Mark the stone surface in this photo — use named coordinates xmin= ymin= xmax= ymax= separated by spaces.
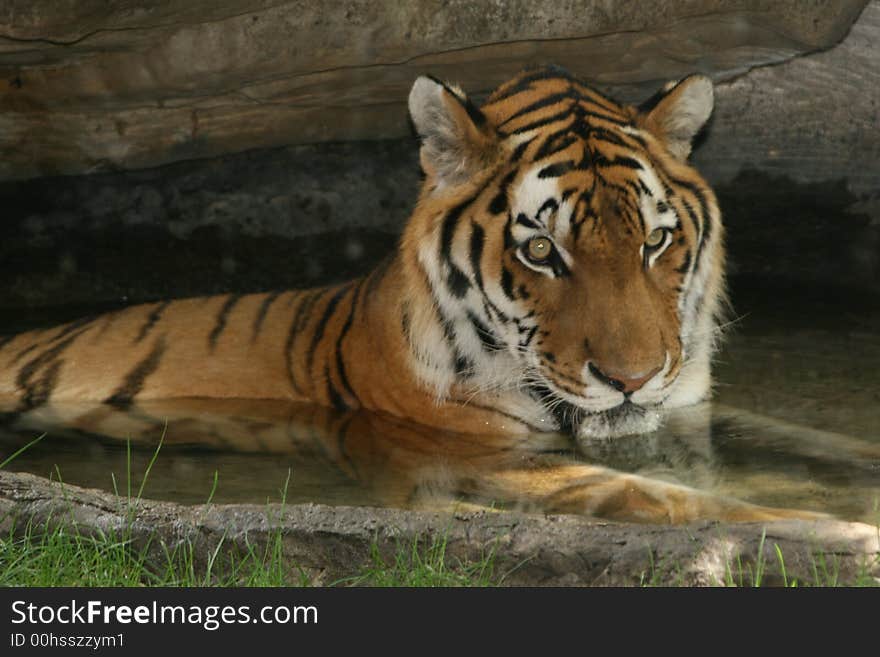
xmin=1 ymin=470 xmax=877 ymax=585
xmin=0 ymin=0 xmax=868 ymax=180
xmin=693 ymin=0 xmax=880 ymax=197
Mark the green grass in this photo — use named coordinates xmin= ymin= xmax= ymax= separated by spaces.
xmin=0 ymin=516 xmax=500 ymax=587
xmin=0 ymin=432 xmax=502 ymax=587
xmin=339 ymin=534 xmax=500 ymax=587
xmin=638 ymin=527 xmax=879 ymax=587
xmin=717 ymin=528 xmax=878 ymax=587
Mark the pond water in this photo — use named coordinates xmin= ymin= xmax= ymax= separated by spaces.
xmin=0 ymin=283 xmax=878 ymax=523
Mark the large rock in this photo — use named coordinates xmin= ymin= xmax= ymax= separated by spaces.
xmin=0 ymin=0 xmax=868 ymax=180
xmin=694 ymin=0 xmax=880 ymax=196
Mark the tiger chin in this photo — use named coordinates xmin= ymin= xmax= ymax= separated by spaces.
xmin=0 ymin=66 xmax=725 ymax=444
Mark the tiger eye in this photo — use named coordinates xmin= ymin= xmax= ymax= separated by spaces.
xmin=527 ymin=237 xmax=553 ymax=261
xmin=645 ymin=228 xmax=666 ymax=248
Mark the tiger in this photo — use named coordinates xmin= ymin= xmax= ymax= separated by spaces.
xmin=0 ymin=66 xmax=725 ymax=445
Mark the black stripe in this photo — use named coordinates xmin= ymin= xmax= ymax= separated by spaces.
xmin=515 ymin=212 xmax=538 ymax=229
xmin=401 ymin=302 xmax=412 ymax=343
xmin=285 ymin=289 xmax=325 ymax=395
xmin=682 ymin=195 xmax=711 ymax=276
xmin=588 ymin=127 xmax=635 ymax=149
xmin=134 ymin=301 xmax=171 ymax=344
xmin=503 ymin=212 xmax=516 ymax=250
xmin=536 ymin=198 xmax=559 ymax=223
xmin=637 ymin=85 xmax=668 ymax=113
xmin=325 ymin=366 xmax=348 ymax=411
xmin=459 ymin=97 xmax=488 ymax=128
xmin=49 ymin=315 xmax=96 ymax=344
xmin=505 ymin=108 xmax=574 ymax=136
xmin=537 ymin=161 xmax=575 ymax=179
xmin=574 ymin=104 xmax=631 ymax=127
xmin=594 ymin=155 xmax=643 ymax=171
xmin=682 ymin=182 xmax=713 ymax=273
xmin=519 ymin=325 xmax=539 ymax=348
xmin=440 ymin=198 xmax=470 ymax=257
xmin=499 ymin=91 xmax=576 ymax=127
xmin=535 ymin=130 xmax=578 ymax=159
xmin=20 ymin=360 xmax=63 ymax=410
xmin=655 ymin=164 xmax=712 ymax=262
xmin=572 ymin=81 xmax=626 ymax=114
xmin=306 ymin=284 xmax=353 ymax=379
xmin=489 ymin=170 xmax=518 ymax=215
xmin=678 ymin=198 xmax=702 ymax=250
xmin=510 ymin=137 xmax=534 ymax=162
xmin=334 ymin=415 xmax=362 ymax=480
xmin=675 ymin=251 xmax=693 ymax=274
xmin=447 ymin=267 xmax=471 ymax=298
xmin=104 ymin=336 xmax=167 ymax=408
xmin=440 ymin=186 xmax=490 ymax=298
xmin=95 ymin=311 xmax=121 ymax=339
xmin=11 ymin=343 xmax=37 ymax=365
xmin=500 ymin=266 xmax=516 ymax=301
xmin=208 ymin=293 xmax=243 ymax=351
xmin=454 ymin=352 xmax=474 ymax=376
xmin=466 ymin=310 xmax=503 ymax=353
xmin=485 ymin=65 xmax=574 ymax=104
xmin=251 ymin=291 xmax=283 ymax=343
xmin=12 ymin=317 xmax=95 ymax=372
xmin=15 ymin=328 xmax=90 ymax=398
xmin=431 ymin=297 xmax=474 ymax=379
xmin=483 ymin=296 xmax=510 ymax=325
xmin=427 ymin=75 xmax=489 ymax=129
xmin=550 ymin=252 xmax=570 ymax=278
xmin=332 ymin=278 xmax=367 ymax=409
xmin=469 ymin=221 xmax=486 ymax=292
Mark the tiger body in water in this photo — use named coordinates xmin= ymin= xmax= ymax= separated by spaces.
xmin=1 ymin=67 xmax=823 ymax=523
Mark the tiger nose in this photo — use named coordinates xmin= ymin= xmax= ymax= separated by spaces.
xmin=588 ymin=362 xmax=662 ymax=395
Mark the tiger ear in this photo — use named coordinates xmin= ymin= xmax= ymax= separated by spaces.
xmin=637 ymin=75 xmax=713 ymax=161
xmin=408 ymin=76 xmax=498 ymax=188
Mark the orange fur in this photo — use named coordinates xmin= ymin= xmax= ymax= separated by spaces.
xmin=0 ymin=67 xmax=726 ymax=440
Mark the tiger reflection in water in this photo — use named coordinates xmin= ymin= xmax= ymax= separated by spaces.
xmin=1 ymin=398 xmax=826 ymax=523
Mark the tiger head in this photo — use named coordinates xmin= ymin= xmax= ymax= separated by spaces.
xmin=401 ymin=67 xmax=725 ymax=439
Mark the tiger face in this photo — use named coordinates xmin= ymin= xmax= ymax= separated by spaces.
xmin=404 ymin=67 xmax=724 ymax=439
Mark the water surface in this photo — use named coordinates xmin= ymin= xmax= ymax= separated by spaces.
xmin=1 ymin=287 xmax=878 ymax=523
